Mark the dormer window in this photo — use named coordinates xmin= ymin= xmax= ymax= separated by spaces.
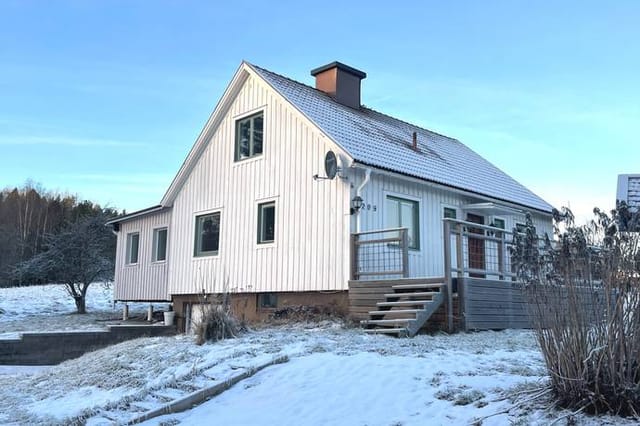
xmin=235 ymin=112 xmax=263 ymax=161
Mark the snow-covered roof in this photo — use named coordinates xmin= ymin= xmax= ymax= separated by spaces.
xmin=250 ymin=64 xmax=553 ymax=214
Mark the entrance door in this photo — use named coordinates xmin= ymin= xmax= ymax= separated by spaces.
xmin=466 ymin=213 xmax=485 ymax=278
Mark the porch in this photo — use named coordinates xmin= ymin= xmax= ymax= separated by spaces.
xmin=348 ymin=219 xmax=530 ymax=336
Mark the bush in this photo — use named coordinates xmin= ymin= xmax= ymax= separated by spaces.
xmin=513 ymin=205 xmax=640 ymax=416
xmin=194 ymin=304 xmax=240 ymax=345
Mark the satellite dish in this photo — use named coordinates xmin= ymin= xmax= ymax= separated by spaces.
xmin=324 ymin=151 xmax=339 ymax=180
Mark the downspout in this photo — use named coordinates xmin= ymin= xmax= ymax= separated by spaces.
xmin=355 ymin=168 xmax=372 ymax=233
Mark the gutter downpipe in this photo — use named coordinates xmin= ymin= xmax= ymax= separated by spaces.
xmin=355 ymin=168 xmax=372 ymax=233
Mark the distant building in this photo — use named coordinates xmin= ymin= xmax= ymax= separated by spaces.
xmin=617 ymin=174 xmax=640 ymax=211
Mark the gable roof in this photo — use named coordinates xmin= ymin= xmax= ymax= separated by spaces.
xmin=249 ymin=63 xmax=553 ymax=214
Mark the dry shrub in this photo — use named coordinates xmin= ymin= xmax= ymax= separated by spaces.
xmin=194 ymin=303 xmax=240 ymax=345
xmin=271 ymin=304 xmax=346 ymax=324
xmin=513 ymin=205 xmax=640 ymax=416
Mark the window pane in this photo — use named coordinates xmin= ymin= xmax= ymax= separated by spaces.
xmin=195 ymin=213 xmax=220 ymax=256
xmin=400 ymin=202 xmax=417 ymax=249
xmin=386 ymin=198 xmax=400 ymax=228
xmin=258 ymin=202 xmax=275 ymax=243
xmin=237 ymin=119 xmax=251 ymax=159
xmin=493 ymin=219 xmax=505 ymax=229
xmin=128 ymin=233 xmax=139 ymax=264
xmin=252 ymin=115 xmax=263 ymax=155
xmin=154 ymin=228 xmax=167 ymax=261
xmin=444 ymin=207 xmax=457 ymax=219
xmin=386 ymin=196 xmax=419 ymax=249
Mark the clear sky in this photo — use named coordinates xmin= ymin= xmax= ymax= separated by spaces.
xmin=1 ymin=1 xmax=638 ymax=223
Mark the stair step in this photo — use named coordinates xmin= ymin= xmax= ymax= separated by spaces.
xmin=385 ymin=291 xmax=439 ymax=298
xmin=377 ymin=300 xmax=431 ymax=307
xmin=361 ymin=318 xmax=414 ymax=325
xmin=392 ymin=283 xmax=444 ymax=290
xmin=364 ymin=328 xmax=408 ymax=335
xmin=368 ymin=309 xmax=422 ymax=315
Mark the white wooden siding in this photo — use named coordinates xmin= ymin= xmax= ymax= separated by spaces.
xmin=167 ymin=74 xmax=352 ymax=295
xmin=355 ymin=169 xmax=553 ymax=278
xmin=114 ymin=209 xmax=172 ymax=301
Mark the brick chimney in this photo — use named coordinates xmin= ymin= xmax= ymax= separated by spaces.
xmin=310 ymin=61 xmax=367 ymax=109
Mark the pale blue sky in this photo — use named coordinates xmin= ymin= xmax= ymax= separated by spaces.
xmin=1 ymin=1 xmax=638 ymax=222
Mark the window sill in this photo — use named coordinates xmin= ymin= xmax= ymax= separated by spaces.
xmin=256 ymin=242 xmax=276 ymax=250
xmin=192 ymin=253 xmax=219 ymax=260
xmin=151 ymin=260 xmax=167 ymax=266
xmin=233 ymin=155 xmax=263 ymax=167
xmin=125 ymin=263 xmax=139 ymax=267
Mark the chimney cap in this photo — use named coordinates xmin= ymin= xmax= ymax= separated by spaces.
xmin=310 ymin=61 xmax=367 ymax=79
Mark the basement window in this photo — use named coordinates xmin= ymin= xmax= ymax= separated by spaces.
xmin=235 ymin=112 xmax=264 ymax=161
xmin=257 ymin=201 xmax=276 ymax=244
xmin=126 ymin=232 xmax=139 ymax=265
xmin=194 ymin=212 xmax=221 ymax=257
xmin=258 ymin=293 xmax=277 ymax=309
xmin=152 ymin=227 xmax=168 ymax=262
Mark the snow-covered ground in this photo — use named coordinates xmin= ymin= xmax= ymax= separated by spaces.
xmin=0 ymin=283 xmax=168 ymax=338
xmin=0 ymin=284 xmax=635 ymax=425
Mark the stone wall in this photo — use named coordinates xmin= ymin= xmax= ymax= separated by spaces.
xmin=0 ymin=325 xmax=175 ymax=365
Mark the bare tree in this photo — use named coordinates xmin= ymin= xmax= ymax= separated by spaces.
xmin=16 ymin=213 xmax=115 ymax=313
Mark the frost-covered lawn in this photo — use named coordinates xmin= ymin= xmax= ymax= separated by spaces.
xmin=0 ymin=284 xmax=635 ymax=425
xmin=0 ymin=283 xmax=166 ymax=337
xmin=0 ymin=324 xmax=633 ymax=425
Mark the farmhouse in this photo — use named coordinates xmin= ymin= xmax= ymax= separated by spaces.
xmin=107 ymin=61 xmax=553 ymax=335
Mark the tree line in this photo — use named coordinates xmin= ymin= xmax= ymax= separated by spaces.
xmin=0 ymin=182 xmax=120 ymax=287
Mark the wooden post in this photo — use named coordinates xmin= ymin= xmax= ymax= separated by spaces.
xmin=401 ymin=228 xmax=410 ymax=278
xmin=455 ymin=223 xmax=464 ymax=280
xmin=498 ymin=232 xmax=506 ymax=280
xmin=350 ymin=233 xmax=359 ymax=281
xmin=443 ymin=220 xmax=453 ymax=333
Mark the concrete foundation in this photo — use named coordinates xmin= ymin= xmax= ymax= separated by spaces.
xmin=172 ymin=291 xmax=349 ymax=332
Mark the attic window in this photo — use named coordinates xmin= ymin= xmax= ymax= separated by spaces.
xmin=235 ymin=112 xmax=264 ymax=161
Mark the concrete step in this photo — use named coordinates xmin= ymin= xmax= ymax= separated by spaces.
xmin=385 ymin=291 xmax=439 ymax=299
xmin=377 ymin=300 xmax=431 ymax=307
xmin=392 ymin=283 xmax=444 ymax=290
xmin=368 ymin=309 xmax=422 ymax=316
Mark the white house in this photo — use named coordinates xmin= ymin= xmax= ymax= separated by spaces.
xmin=107 ymin=61 xmax=553 ymax=332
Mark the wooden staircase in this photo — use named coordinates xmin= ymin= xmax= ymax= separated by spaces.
xmin=359 ymin=281 xmax=446 ymax=337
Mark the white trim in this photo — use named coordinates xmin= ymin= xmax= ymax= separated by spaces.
xmin=193 ymin=209 xmax=223 ymax=259
xmin=151 ymin=226 xmax=169 ymax=263
xmin=256 ymin=197 xmax=278 ymax=248
xmin=383 ymin=190 xmax=421 ymax=251
xmin=125 ymin=231 xmax=140 ymax=266
xmin=233 ymin=107 xmax=267 ymax=164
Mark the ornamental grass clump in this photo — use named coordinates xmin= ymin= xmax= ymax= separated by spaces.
xmin=512 ymin=204 xmax=640 ymax=417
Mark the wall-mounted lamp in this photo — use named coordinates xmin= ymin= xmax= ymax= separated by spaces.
xmin=351 ymin=196 xmax=364 ymax=215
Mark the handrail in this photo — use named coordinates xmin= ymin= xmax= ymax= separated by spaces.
xmin=353 ymin=227 xmax=408 ymax=236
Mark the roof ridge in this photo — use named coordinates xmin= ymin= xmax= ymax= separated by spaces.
xmin=251 ymin=63 xmax=459 ymax=143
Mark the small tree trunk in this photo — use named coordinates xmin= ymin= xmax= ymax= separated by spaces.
xmin=74 ymin=295 xmax=86 ymax=314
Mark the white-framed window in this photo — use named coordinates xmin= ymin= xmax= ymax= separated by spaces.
xmin=235 ymin=111 xmax=264 ymax=161
xmin=386 ymin=195 xmax=420 ymax=250
xmin=125 ymin=232 xmax=139 ymax=265
xmin=194 ymin=212 xmax=221 ymax=257
xmin=443 ymin=207 xmax=457 ymax=219
xmin=152 ymin=227 xmax=168 ymax=262
xmin=257 ymin=201 xmax=276 ymax=244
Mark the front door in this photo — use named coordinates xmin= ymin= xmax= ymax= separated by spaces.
xmin=467 ymin=213 xmax=485 ymax=278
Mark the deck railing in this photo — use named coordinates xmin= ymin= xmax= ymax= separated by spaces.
xmin=350 ymin=227 xmax=409 ymax=280
xmin=443 ymin=218 xmax=520 ymax=282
